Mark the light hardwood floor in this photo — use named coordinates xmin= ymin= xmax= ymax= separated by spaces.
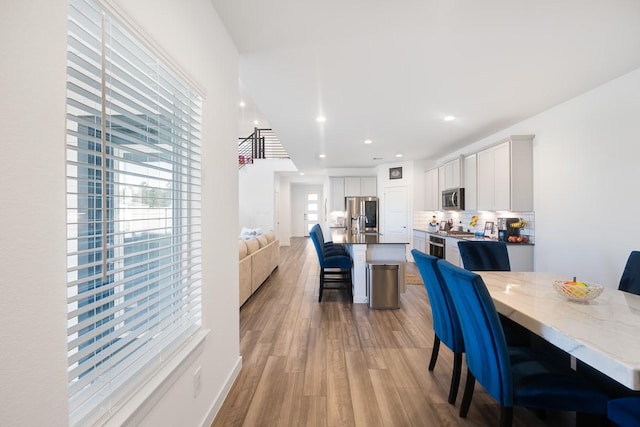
xmin=211 ymin=237 xmax=574 ymax=426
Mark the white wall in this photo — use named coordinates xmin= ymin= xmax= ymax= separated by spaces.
xmin=239 ymin=158 xmax=297 ymax=234
xmin=0 ymin=1 xmax=242 ymax=425
xmin=438 ymin=67 xmax=640 ymax=288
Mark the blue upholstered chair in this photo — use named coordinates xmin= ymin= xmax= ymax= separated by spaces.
xmin=619 ymin=251 xmax=640 ymax=295
xmin=309 ymin=225 xmax=353 ymax=302
xmin=314 ymin=224 xmax=348 ymax=256
xmin=457 ymin=240 xmax=511 ymax=271
xmin=437 ymin=259 xmax=609 ymax=426
xmin=608 ymin=397 xmax=640 ymax=427
xmin=412 ymin=249 xmax=464 ymax=404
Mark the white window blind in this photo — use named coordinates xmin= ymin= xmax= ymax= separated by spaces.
xmin=66 ymin=0 xmax=202 ymax=424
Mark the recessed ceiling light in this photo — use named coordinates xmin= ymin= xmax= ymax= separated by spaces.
xmin=316 ymin=116 xmax=326 ymax=123
xmin=319 ymin=154 xmax=326 ymax=158
xmin=444 ymin=115 xmax=455 ymax=121
xmin=364 ymin=139 xmax=372 ymax=144
xmin=300 ymin=172 xmax=305 ymax=176
xmin=395 ymin=153 xmax=403 ymax=158
xmin=239 ymin=101 xmax=246 ymax=108
xmin=253 ymin=120 xmax=259 ymax=125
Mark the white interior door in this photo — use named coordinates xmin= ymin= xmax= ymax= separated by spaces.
xmin=304 ymin=190 xmax=321 ymax=236
xmin=383 ymin=186 xmax=409 ymax=240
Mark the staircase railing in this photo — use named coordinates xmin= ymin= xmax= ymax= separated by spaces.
xmin=238 ymin=128 xmax=289 ymax=168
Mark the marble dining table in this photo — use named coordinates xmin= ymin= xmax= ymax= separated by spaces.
xmin=477 ymin=271 xmax=640 ymax=391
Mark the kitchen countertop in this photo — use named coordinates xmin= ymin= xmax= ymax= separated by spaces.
xmin=331 ymin=230 xmax=410 ymax=245
xmin=413 ymin=228 xmax=534 ymax=246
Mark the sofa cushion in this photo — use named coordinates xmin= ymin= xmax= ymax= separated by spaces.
xmin=264 ymin=231 xmax=276 ymax=243
xmin=239 ymin=239 xmax=248 ymax=260
xmin=257 ymin=234 xmax=269 ymax=248
xmin=245 ymin=238 xmax=260 ymax=254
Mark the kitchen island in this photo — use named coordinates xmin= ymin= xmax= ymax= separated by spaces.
xmin=331 ymin=230 xmax=409 ymax=304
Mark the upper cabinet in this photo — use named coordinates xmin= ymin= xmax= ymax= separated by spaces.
xmin=464 ymin=154 xmax=477 ymax=211
xmin=425 ymin=168 xmax=439 ymax=211
xmin=438 ymin=156 xmax=463 ymax=191
xmin=476 ymin=135 xmax=534 ymax=212
xmin=329 ymin=177 xmax=346 ymax=211
xmin=330 ymin=176 xmax=377 ymax=211
xmin=345 ymin=176 xmax=377 ymax=197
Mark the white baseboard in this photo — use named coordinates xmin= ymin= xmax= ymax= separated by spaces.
xmin=201 ymin=355 xmax=243 ymax=427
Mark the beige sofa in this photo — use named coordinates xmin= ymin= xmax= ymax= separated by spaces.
xmin=239 ymin=231 xmax=279 ymax=307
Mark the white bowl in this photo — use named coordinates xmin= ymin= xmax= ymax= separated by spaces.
xmin=552 ymin=280 xmax=604 ymax=302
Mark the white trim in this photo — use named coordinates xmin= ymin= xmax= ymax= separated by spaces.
xmin=94 ymin=0 xmax=207 ymax=98
xmin=201 ymin=356 xmax=243 ymax=427
xmin=103 ymin=328 xmax=210 ymax=427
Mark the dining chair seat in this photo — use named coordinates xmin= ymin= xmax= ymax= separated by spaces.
xmin=608 ymin=397 xmax=640 ymax=427
xmin=619 ymin=251 xmax=640 ymax=295
xmin=437 ymin=259 xmax=609 ymax=426
xmin=457 ymin=240 xmax=511 ymax=271
xmin=412 ymin=249 xmax=464 ymax=405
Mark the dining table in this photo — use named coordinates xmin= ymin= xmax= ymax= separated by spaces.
xmin=477 ymin=271 xmax=640 ymax=391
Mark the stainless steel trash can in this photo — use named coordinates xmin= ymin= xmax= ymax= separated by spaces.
xmin=367 ymin=262 xmax=400 ymax=309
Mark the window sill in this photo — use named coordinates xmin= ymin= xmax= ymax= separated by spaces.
xmin=103 ymin=328 xmax=210 ymax=427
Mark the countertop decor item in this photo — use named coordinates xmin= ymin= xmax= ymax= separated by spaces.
xmin=552 ymin=279 xmax=604 ymax=302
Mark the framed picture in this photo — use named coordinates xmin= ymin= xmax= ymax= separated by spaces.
xmin=484 ymin=221 xmax=494 ymax=237
xmin=439 ymin=220 xmax=447 ymax=231
xmin=389 ymin=167 xmax=403 ymax=180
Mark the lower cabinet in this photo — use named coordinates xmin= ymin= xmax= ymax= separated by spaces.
xmin=445 ymin=237 xmax=462 ymax=267
xmin=507 ymin=244 xmax=534 ymax=271
xmin=412 ymin=230 xmax=427 ymax=253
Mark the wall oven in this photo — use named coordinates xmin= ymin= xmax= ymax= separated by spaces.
xmin=429 ymin=235 xmax=445 ymax=259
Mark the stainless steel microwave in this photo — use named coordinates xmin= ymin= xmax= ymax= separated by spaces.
xmin=442 ymin=187 xmax=465 ymax=210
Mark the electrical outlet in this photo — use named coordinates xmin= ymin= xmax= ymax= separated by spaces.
xmin=193 ymin=366 xmax=202 ymax=398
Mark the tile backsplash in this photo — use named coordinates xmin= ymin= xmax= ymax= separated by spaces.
xmin=413 ymin=210 xmax=535 ymax=243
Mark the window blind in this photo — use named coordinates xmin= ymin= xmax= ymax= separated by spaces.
xmin=66 ymin=0 xmax=202 ymax=424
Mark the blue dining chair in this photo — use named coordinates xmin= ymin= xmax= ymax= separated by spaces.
xmin=437 ymin=259 xmax=609 ymax=426
xmin=313 ymin=224 xmax=348 ymax=256
xmin=619 ymin=251 xmax=640 ymax=295
xmin=309 ymin=225 xmax=353 ymax=302
xmin=608 ymin=397 xmax=640 ymax=427
xmin=457 ymin=240 xmax=511 ymax=271
xmin=412 ymin=249 xmax=464 ymax=405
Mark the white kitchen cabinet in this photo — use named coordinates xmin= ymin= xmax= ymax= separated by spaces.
xmin=344 ymin=176 xmax=377 ymax=197
xmin=445 ymin=237 xmax=462 ymax=267
xmin=476 ymin=135 xmax=534 ymax=212
xmin=425 ymin=168 xmax=439 ymax=211
xmin=413 ymin=229 xmax=427 ymax=253
xmin=439 ymin=157 xmax=463 ymax=191
xmin=464 ymin=154 xmax=477 ymax=211
xmin=360 ymin=177 xmax=377 ymax=196
xmin=507 ymin=244 xmax=534 ymax=271
xmin=329 ymin=177 xmax=345 ymax=211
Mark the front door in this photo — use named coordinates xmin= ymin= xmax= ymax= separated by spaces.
xmin=304 ymin=190 xmax=321 ymax=236
xmin=291 ymin=184 xmax=323 ymax=237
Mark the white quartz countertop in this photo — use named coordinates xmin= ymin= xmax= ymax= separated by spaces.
xmin=478 ymin=271 xmax=640 ymax=390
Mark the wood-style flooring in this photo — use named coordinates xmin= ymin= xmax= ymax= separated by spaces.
xmin=211 ymin=237 xmax=574 ymax=427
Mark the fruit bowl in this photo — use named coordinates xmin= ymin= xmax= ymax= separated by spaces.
xmin=552 ymin=280 xmax=604 ymax=302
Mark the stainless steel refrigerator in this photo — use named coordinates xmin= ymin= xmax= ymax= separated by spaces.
xmin=345 ymin=196 xmax=378 ymax=234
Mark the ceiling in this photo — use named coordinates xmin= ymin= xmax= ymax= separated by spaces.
xmin=212 ymin=0 xmax=640 ymax=173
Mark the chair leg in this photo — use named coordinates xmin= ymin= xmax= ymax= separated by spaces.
xmin=499 ymin=406 xmax=513 ymax=427
xmin=428 ymin=336 xmax=440 ymax=371
xmin=448 ymin=352 xmax=463 ymax=405
xmin=318 ymin=270 xmax=324 ymax=302
xmin=459 ymin=369 xmax=475 ymax=418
